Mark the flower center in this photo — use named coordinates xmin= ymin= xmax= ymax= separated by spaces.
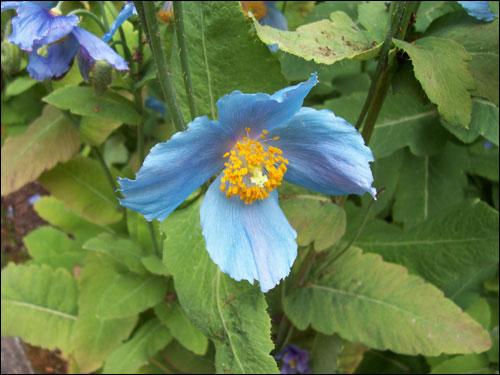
xmin=220 ymin=128 xmax=288 ymax=204
xmin=158 ymin=1 xmax=173 ymax=24
xmin=36 ymin=35 xmax=70 ymax=57
xmin=241 ymin=1 xmax=268 ymax=20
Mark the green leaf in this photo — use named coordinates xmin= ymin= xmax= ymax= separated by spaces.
xmin=155 ymin=301 xmax=209 ymax=355
xmin=466 ymin=298 xmax=491 ymax=330
xmin=442 ymin=98 xmax=499 ymax=146
xmin=24 ymin=226 xmax=85 ymax=272
xmin=83 ymin=233 xmax=147 ymax=275
xmin=466 ymin=141 xmax=499 ymax=182
xmin=355 ymin=199 xmax=499 ymax=307
xmin=254 ymin=11 xmax=383 ymax=65
xmin=415 ymin=1 xmax=461 ymax=32
xmin=1 ymin=105 xmax=80 ymax=196
xmin=39 ymin=155 xmax=123 ymax=225
xmin=127 ymin=210 xmax=161 ymax=255
xmin=393 ymin=37 xmax=476 ymax=128
xmin=338 ymin=342 xmax=369 ymax=374
xmin=310 ymin=333 xmax=343 ymax=374
xmin=1 ymin=263 xmax=77 ymax=352
xmin=280 ymin=195 xmax=346 ymax=251
xmin=103 ymin=318 xmax=172 ymax=374
xmin=1 ymin=85 xmax=45 ymax=128
xmin=430 ymin=354 xmax=490 ymax=374
xmin=71 ymin=255 xmax=137 ymax=373
xmin=357 ymin=2 xmax=388 ymax=42
xmin=34 ymin=196 xmax=114 ymax=246
xmin=103 ymin=134 xmax=129 ymax=165
xmin=323 ymin=93 xmax=448 ymax=158
xmin=161 ymin=200 xmax=279 ymax=374
xmin=5 ymin=76 xmax=38 ymax=97
xmin=171 ymin=1 xmax=287 ymax=120
xmin=305 ymin=1 xmax=358 ymax=22
xmin=141 ymin=255 xmax=170 ymax=276
xmin=281 ymin=1 xmax=316 ymax=30
xmin=393 ymin=143 xmax=469 ymax=228
xmin=79 ymin=116 xmax=123 ymax=146
xmin=43 ymin=86 xmax=141 ymax=125
xmin=96 ymin=273 xmax=167 ymax=320
xmin=285 ymin=247 xmax=491 ymax=355
xmin=427 ymin=13 xmax=499 ymax=106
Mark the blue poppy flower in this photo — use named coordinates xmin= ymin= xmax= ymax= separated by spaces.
xmin=275 ymin=344 xmax=311 ymax=374
xmin=118 ymin=73 xmax=376 ymax=292
xmin=102 ymin=1 xmax=137 ymax=43
xmin=2 ymin=1 xmax=128 ymax=81
xmin=457 ymin=1 xmax=497 ymax=21
xmin=242 ymin=1 xmax=288 ymax=52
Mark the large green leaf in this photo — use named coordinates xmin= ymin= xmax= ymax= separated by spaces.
xmin=323 ymin=93 xmax=448 ymax=158
xmin=429 ymin=354 xmax=490 ymax=374
xmin=415 ymin=1 xmax=461 ymax=32
xmin=280 ymin=195 xmax=346 ymax=251
xmin=39 ymin=155 xmax=123 ymax=225
xmin=155 ymin=301 xmax=209 ymax=355
xmin=441 ymin=98 xmax=499 ymax=146
xmin=103 ymin=318 xmax=172 ymax=374
xmin=43 ymin=86 xmax=141 ymax=124
xmin=1 ymin=263 xmax=77 ymax=352
xmin=1 ymin=105 xmax=80 ymax=196
xmin=393 ymin=37 xmax=475 ymax=128
xmin=254 ymin=11 xmax=383 ymax=65
xmin=466 ymin=140 xmax=499 ymax=182
xmin=285 ymin=247 xmax=491 ymax=355
xmin=24 ymin=226 xmax=85 ymax=272
xmin=5 ymin=76 xmax=38 ymax=97
xmin=79 ymin=116 xmax=123 ymax=146
xmin=83 ymin=233 xmax=146 ymax=275
xmin=393 ymin=143 xmax=469 ymax=228
xmin=71 ymin=255 xmax=137 ymax=373
xmin=357 ymin=2 xmax=388 ymax=42
xmin=171 ymin=1 xmax=287 ymax=120
xmin=161 ymin=200 xmax=279 ymax=374
xmin=427 ymin=13 xmax=499 ymax=106
xmin=34 ymin=196 xmax=114 ymax=246
xmin=355 ymin=199 xmax=499 ymax=308
xmin=310 ymin=333 xmax=343 ymax=374
xmin=95 ymin=273 xmax=167 ymax=320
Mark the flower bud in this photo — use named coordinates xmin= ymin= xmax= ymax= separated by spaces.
xmin=92 ymin=60 xmax=113 ymax=96
xmin=1 ymin=42 xmax=21 ymax=76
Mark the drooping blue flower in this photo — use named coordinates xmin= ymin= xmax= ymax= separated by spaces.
xmin=102 ymin=1 xmax=137 ymax=43
xmin=2 ymin=1 xmax=128 ymax=81
xmin=457 ymin=1 xmax=497 ymax=21
xmin=118 ymin=73 xmax=376 ymax=292
xmin=275 ymin=345 xmax=311 ymax=374
xmin=241 ymin=1 xmax=288 ymax=52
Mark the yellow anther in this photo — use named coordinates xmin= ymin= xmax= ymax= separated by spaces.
xmin=220 ymin=184 xmax=226 ymax=192
xmin=260 ymin=134 xmax=265 ymax=139
xmin=223 ymin=152 xmax=229 ymax=158
xmin=273 ymin=136 xmax=280 ymax=140
xmin=241 ymin=1 xmax=267 ymax=19
xmin=262 ymin=129 xmax=268 ymax=134
xmin=245 ymin=127 xmax=251 ymax=132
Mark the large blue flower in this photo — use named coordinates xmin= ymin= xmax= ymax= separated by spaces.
xmin=2 ymin=1 xmax=128 ymax=81
xmin=457 ymin=1 xmax=497 ymax=21
xmin=118 ymin=74 xmax=376 ymax=292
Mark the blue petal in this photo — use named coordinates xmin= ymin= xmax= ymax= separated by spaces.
xmin=145 ymin=96 xmax=166 ymax=116
xmin=1 ymin=2 xmax=23 ymax=11
xmin=102 ymin=2 xmax=137 ymax=43
xmin=216 ymin=73 xmax=318 ymax=141
xmin=32 ymin=2 xmax=58 ymax=9
xmin=458 ymin=1 xmax=497 ymax=21
xmin=200 ymin=175 xmax=297 ymax=292
xmin=266 ymin=107 xmax=376 ymax=197
xmin=118 ymin=117 xmax=232 ymax=221
xmin=76 ymin=47 xmax=94 ymax=81
xmin=26 ymin=36 xmax=79 ymax=81
xmin=71 ymin=27 xmax=129 ymax=71
xmin=9 ymin=2 xmax=78 ymax=51
xmin=261 ymin=2 xmax=288 ymax=30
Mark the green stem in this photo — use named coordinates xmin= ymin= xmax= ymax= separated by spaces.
xmin=137 ymin=1 xmax=186 ymax=132
xmin=173 ymin=1 xmax=197 ymax=120
xmin=97 ymin=1 xmax=110 ymax=30
xmin=68 ymin=10 xmax=107 ymax=34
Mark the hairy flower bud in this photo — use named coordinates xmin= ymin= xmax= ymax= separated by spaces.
xmin=1 ymin=42 xmax=21 ymax=75
xmin=92 ymin=60 xmax=113 ymax=96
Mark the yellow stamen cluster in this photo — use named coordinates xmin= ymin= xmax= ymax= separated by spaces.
xmin=241 ymin=1 xmax=268 ymax=20
xmin=158 ymin=2 xmax=174 ymax=24
xmin=221 ymin=129 xmax=288 ymax=204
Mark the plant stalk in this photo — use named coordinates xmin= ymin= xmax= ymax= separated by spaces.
xmin=136 ymin=1 xmax=186 ymax=132
xmin=173 ymin=1 xmax=197 ymax=120
xmin=68 ymin=10 xmax=107 ymax=33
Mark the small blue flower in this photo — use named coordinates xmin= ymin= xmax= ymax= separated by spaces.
xmin=458 ymin=1 xmax=497 ymax=21
xmin=242 ymin=1 xmax=288 ymax=52
xmin=275 ymin=345 xmax=311 ymax=374
xmin=2 ymin=1 xmax=128 ymax=81
xmin=102 ymin=1 xmax=137 ymax=43
xmin=118 ymin=73 xmax=375 ymax=292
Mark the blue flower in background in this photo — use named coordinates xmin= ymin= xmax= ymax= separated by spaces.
xmin=242 ymin=1 xmax=288 ymax=52
xmin=1 ymin=1 xmax=128 ymax=81
xmin=118 ymin=73 xmax=375 ymax=292
xmin=102 ymin=1 xmax=137 ymax=43
xmin=457 ymin=1 xmax=497 ymax=21
xmin=275 ymin=345 xmax=311 ymax=374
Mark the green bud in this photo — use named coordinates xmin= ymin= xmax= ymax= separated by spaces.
xmin=92 ymin=60 xmax=113 ymax=96
xmin=1 ymin=42 xmax=21 ymax=75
